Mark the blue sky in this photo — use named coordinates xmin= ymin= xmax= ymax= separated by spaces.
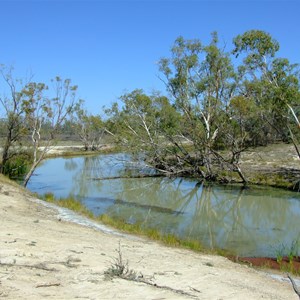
xmin=0 ymin=0 xmax=299 ymax=114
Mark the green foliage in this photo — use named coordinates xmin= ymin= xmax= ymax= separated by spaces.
xmin=105 ymin=89 xmax=181 ymax=166
xmin=233 ymin=29 xmax=280 ymax=66
xmin=154 ymin=96 xmax=181 ymax=135
xmin=98 ymin=214 xmax=206 ymax=253
xmin=2 ymin=152 xmax=32 ymax=179
xmin=274 ymin=240 xmax=300 ymax=275
xmin=288 ymin=240 xmax=299 ymax=263
xmin=233 ymin=30 xmax=300 ymax=143
xmin=41 ymin=193 xmax=94 ymax=218
xmin=0 ymin=66 xmax=81 ymax=186
xmin=107 ymin=33 xmax=247 ymax=180
xmin=104 ymin=30 xmax=300 ymax=183
xmin=73 ymin=103 xmax=105 ymax=151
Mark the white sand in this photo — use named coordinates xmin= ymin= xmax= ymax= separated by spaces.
xmin=0 ymin=180 xmax=297 ymax=299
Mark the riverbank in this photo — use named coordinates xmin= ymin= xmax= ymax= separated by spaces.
xmin=45 ymin=142 xmax=300 ymax=190
xmin=239 ymin=143 xmax=300 ymax=189
xmin=0 ymin=175 xmax=298 ymax=299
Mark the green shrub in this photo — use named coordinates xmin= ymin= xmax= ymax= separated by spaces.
xmin=3 ymin=152 xmax=32 ymax=179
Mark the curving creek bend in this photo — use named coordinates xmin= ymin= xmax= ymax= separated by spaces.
xmin=27 ymin=153 xmax=300 ymax=258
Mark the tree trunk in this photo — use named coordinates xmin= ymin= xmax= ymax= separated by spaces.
xmin=23 ymin=163 xmax=37 ymax=187
xmin=0 ymin=138 xmax=12 ymax=174
xmin=234 ymin=164 xmax=247 ymax=185
xmin=23 ymin=154 xmax=45 ymax=187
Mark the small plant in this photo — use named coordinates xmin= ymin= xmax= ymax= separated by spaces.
xmin=277 ymin=254 xmax=283 ymax=264
xmin=104 ymin=242 xmax=140 ymax=281
xmin=273 ymin=240 xmax=300 ymax=274
xmin=288 ymin=240 xmax=299 ymax=263
xmin=275 ymin=243 xmax=285 ymax=264
xmin=103 ymin=243 xmax=197 ymax=298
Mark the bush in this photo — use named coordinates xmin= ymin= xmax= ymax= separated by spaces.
xmin=2 ymin=152 xmax=32 ymax=179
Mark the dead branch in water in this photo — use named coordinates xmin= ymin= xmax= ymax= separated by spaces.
xmin=91 ymin=174 xmax=165 ymax=180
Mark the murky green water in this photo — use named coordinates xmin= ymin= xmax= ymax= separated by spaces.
xmin=27 ymin=153 xmax=300 ymax=257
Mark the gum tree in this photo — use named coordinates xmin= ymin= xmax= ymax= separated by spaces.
xmin=74 ymin=103 xmax=106 ymax=151
xmin=159 ymin=33 xmax=244 ymax=180
xmin=106 ymin=90 xmax=164 ymax=160
xmin=0 ymin=66 xmax=29 ymax=175
xmin=233 ymin=30 xmax=300 ymax=144
xmin=22 ymin=77 xmax=79 ymax=186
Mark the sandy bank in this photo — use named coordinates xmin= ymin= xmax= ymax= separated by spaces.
xmin=0 ymin=179 xmax=297 ymax=299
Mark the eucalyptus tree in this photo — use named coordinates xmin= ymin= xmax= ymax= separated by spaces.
xmin=233 ymin=30 xmax=300 ymax=144
xmin=107 ymin=34 xmax=252 ymax=182
xmin=0 ymin=66 xmax=29 ymax=175
xmin=106 ymin=31 xmax=300 ymax=183
xmin=105 ymin=89 xmax=176 ymax=172
xmin=74 ymin=103 xmax=106 ymax=151
xmin=158 ymin=33 xmax=246 ymax=180
xmin=105 ymin=89 xmax=157 ymax=151
xmin=22 ymin=77 xmax=79 ymax=186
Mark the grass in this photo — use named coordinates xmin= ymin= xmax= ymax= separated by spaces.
xmin=98 ymin=214 xmax=233 ymax=256
xmin=99 ymin=214 xmax=208 ymax=253
xmin=248 ymin=173 xmax=294 ymax=189
xmin=41 ymin=192 xmax=94 ymax=219
xmin=40 ymin=192 xmax=232 ymax=256
xmin=277 ymin=260 xmax=300 ymax=276
xmin=274 ymin=240 xmax=300 ymax=275
xmin=275 ymin=240 xmax=299 ymax=262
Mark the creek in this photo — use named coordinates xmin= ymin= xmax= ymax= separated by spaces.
xmin=27 ymin=153 xmax=300 ymax=257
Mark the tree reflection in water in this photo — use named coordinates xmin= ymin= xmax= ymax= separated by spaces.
xmin=28 ymin=153 xmax=300 ymax=257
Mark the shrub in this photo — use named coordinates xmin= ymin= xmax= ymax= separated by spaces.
xmin=2 ymin=152 xmax=32 ymax=179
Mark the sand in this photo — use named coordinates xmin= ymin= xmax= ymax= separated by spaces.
xmin=0 ymin=179 xmax=297 ymax=299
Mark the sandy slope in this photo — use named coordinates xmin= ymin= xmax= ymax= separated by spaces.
xmin=0 ymin=180 xmax=297 ymax=299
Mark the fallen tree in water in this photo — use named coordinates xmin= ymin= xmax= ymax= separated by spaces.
xmin=90 ymin=173 xmax=165 ymax=180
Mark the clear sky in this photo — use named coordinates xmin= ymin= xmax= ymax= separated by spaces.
xmin=0 ymin=0 xmax=299 ymax=114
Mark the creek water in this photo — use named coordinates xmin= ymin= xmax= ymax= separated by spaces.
xmin=27 ymin=153 xmax=300 ymax=257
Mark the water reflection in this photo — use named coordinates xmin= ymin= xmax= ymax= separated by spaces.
xmin=27 ymin=153 xmax=300 ymax=257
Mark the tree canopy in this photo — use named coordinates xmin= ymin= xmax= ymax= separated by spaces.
xmin=105 ymin=30 xmax=300 ymax=183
